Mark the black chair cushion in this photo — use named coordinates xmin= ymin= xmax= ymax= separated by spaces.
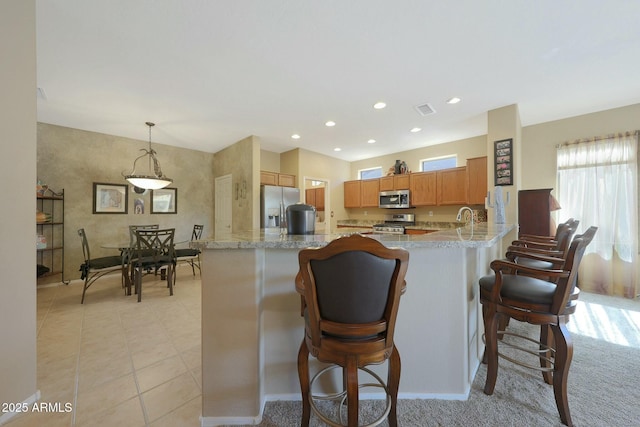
xmin=79 ymin=255 xmax=122 ymax=279
xmin=134 ymin=255 xmax=174 ymax=268
xmin=479 ymin=273 xmax=557 ymax=305
xmin=310 ymin=251 xmax=395 ymax=324
xmin=175 ymin=248 xmax=200 ymax=257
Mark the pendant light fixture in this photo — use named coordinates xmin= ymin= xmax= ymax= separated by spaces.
xmin=123 ymin=122 xmax=173 ymax=190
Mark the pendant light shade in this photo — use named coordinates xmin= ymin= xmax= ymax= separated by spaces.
xmin=123 ymin=122 xmax=173 ymax=190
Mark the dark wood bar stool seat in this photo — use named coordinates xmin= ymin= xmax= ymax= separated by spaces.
xmin=478 ymin=226 xmax=597 ymax=426
xmin=296 ymin=234 xmax=409 ymax=427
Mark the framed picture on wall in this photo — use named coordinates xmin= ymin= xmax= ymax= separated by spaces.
xmin=93 ymin=183 xmax=128 ymax=214
xmin=151 ymin=187 xmax=177 ymax=214
xmin=494 ymin=138 xmax=513 ymax=186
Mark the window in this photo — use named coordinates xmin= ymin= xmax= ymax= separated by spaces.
xmin=420 ymin=156 xmax=456 ymax=172
xmin=556 ymin=132 xmax=638 ymax=298
xmin=359 ymin=167 xmax=383 ymax=180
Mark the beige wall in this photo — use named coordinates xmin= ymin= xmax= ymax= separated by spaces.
xmin=260 ymin=150 xmax=280 ymax=172
xmin=297 ymin=148 xmax=352 ymax=229
xmin=213 ymin=135 xmax=260 ymax=232
xmin=37 ymin=123 xmax=215 ymax=281
xmin=350 ymin=134 xmax=487 ymax=179
xmin=0 ymin=0 xmax=37 ymax=414
xmin=521 ymin=103 xmax=640 ymax=191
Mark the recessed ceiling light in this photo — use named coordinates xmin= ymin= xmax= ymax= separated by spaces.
xmin=447 ymin=97 xmax=461 ymax=104
xmin=367 ymin=139 xmax=376 ymax=144
xmin=325 ymin=121 xmax=336 ymax=127
xmin=410 ymin=127 xmax=422 ymax=133
xmin=333 ymin=148 xmax=342 ymax=152
xmin=373 ymin=102 xmax=386 ymax=109
xmin=291 ymin=134 xmax=301 ymax=139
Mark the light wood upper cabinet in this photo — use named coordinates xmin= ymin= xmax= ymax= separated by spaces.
xmin=305 ymin=187 xmax=325 ymax=211
xmin=344 ymin=180 xmax=361 ymax=208
xmin=305 ymin=188 xmax=316 ymax=207
xmin=260 ymin=171 xmax=278 ymax=186
xmin=379 ymin=176 xmax=394 ymax=191
xmin=260 ymin=171 xmax=296 ymax=187
xmin=361 ymin=179 xmax=380 ymax=207
xmin=278 ymin=173 xmax=296 ymax=187
xmin=410 ymin=172 xmax=437 ymax=206
xmin=437 ymin=167 xmax=468 ymax=205
xmin=380 ymin=175 xmax=410 ymax=191
xmin=467 ymin=156 xmax=488 ymax=205
xmin=315 ymin=187 xmax=325 ymax=211
xmin=394 ymin=174 xmax=410 ymax=190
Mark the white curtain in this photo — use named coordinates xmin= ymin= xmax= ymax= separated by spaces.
xmin=556 ymin=131 xmax=639 ymax=298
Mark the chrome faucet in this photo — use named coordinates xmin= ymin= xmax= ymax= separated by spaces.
xmin=456 ymin=206 xmax=473 ymax=223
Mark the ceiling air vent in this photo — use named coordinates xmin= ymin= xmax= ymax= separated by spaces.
xmin=414 ymin=102 xmax=436 ymax=116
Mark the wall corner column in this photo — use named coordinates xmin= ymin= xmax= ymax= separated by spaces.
xmin=487 ymin=104 xmax=522 ymax=228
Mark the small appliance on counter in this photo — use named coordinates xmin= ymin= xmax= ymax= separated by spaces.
xmin=286 ymin=203 xmax=316 ymax=235
xmin=372 ymin=213 xmax=415 ymax=234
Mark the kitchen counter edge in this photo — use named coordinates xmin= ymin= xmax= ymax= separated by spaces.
xmin=192 ymin=223 xmax=516 ymax=250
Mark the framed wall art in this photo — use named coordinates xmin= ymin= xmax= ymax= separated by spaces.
xmin=151 ymin=187 xmax=177 ymax=214
xmin=93 ymin=183 xmax=128 ymax=214
xmin=494 ymin=138 xmax=513 ymax=186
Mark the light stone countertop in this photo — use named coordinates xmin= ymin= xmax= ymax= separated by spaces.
xmin=192 ymin=222 xmax=516 ymax=250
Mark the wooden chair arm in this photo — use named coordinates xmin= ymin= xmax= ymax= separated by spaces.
xmin=506 ymin=245 xmax=564 ymax=258
xmin=504 ymin=249 xmax=566 ymax=266
xmin=490 ymin=258 xmax=568 ymax=278
xmin=517 ymin=233 xmax=557 ymax=242
xmin=511 ymin=239 xmax=558 ymax=249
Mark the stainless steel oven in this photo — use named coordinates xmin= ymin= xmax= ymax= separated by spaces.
xmin=372 ymin=213 xmax=415 ymax=234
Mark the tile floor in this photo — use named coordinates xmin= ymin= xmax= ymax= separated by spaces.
xmin=6 ymin=267 xmax=203 ymax=427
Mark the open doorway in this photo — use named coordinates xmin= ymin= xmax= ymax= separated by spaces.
xmin=303 ymin=177 xmax=329 ymax=232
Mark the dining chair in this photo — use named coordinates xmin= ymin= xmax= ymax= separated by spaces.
xmin=478 ymin=226 xmax=597 ymax=426
xmin=78 ymin=228 xmax=125 ymax=304
xmin=296 ymin=234 xmax=410 ymax=427
xmin=131 ymin=228 xmax=176 ymax=302
xmin=175 ymin=224 xmax=204 ymax=276
xmin=122 ymin=224 xmax=160 ymax=291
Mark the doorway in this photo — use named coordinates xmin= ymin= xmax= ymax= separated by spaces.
xmin=303 ymin=177 xmax=329 ymax=232
xmin=215 ymin=174 xmax=232 ymax=235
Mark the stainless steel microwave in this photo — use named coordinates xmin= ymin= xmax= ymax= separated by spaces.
xmin=379 ymin=190 xmax=411 ymax=209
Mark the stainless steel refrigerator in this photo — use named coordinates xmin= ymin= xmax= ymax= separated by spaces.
xmin=260 ymin=185 xmax=301 ymax=230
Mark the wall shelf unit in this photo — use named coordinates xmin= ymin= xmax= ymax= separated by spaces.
xmin=37 ymin=190 xmax=67 ymax=284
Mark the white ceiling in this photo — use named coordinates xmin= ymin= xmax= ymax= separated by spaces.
xmin=36 ymin=0 xmax=640 ymax=162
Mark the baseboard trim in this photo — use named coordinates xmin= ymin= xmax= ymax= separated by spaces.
xmin=0 ymin=390 xmax=41 ymax=426
xmin=200 ymin=414 xmax=262 ymax=427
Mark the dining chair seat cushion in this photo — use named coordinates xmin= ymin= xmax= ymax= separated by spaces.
xmin=79 ymin=255 xmax=123 ymax=279
xmin=175 ymin=248 xmax=200 ymax=257
xmin=479 ymin=274 xmax=557 ymax=305
xmin=135 ymin=255 xmax=174 ymax=267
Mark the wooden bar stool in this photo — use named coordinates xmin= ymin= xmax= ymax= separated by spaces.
xmin=296 ymin=234 xmax=409 ymax=427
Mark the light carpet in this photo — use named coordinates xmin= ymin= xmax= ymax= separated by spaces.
xmin=238 ymin=292 xmax=640 ymax=426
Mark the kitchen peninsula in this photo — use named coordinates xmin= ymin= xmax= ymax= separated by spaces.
xmin=194 ymin=223 xmax=515 ymax=426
